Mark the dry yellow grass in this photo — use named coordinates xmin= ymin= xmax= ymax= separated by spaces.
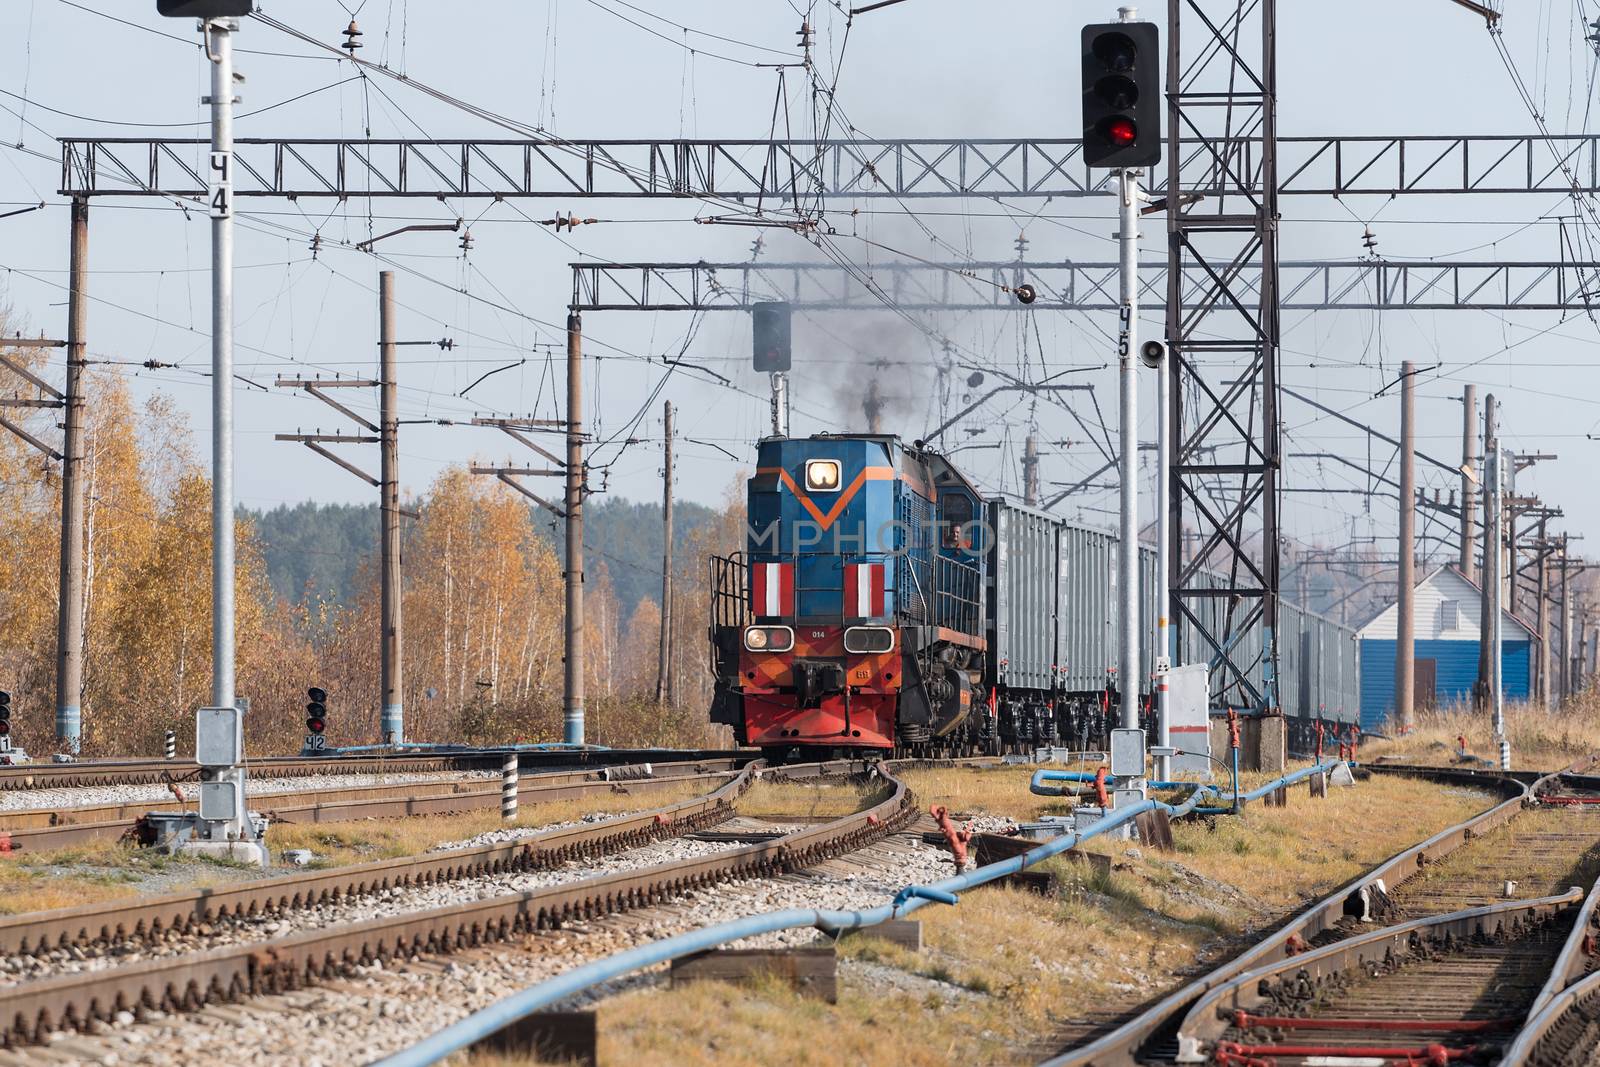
xmin=554 ymin=765 xmax=1494 ymax=1066
xmin=0 ymin=860 xmax=144 ymax=914
xmin=268 ymin=778 xmax=715 ymax=868
xmin=735 ymin=777 xmax=888 ymax=819
xmin=1359 ymin=692 xmax=1600 ymax=771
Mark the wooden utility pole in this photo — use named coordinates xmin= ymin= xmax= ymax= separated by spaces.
xmin=0 ymin=203 xmax=91 ymax=752
xmin=0 ymin=325 xmax=74 ymax=751
xmin=1395 ymin=360 xmax=1416 ymax=732
xmin=1475 ymin=394 xmax=1497 ymax=711
xmin=57 ymin=199 xmax=88 ymax=752
xmin=1537 ymin=515 xmax=1550 ymax=707
xmin=275 ymin=271 xmax=418 ymax=745
xmin=1560 ymin=538 xmax=1572 ymax=704
xmin=1460 ymin=384 xmax=1478 ymax=582
xmin=379 ymin=272 xmax=403 ymax=744
xmin=655 ymin=400 xmax=674 ymax=706
xmin=564 ymin=313 xmax=586 ymax=745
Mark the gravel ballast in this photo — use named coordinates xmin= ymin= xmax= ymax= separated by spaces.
xmin=34 ymin=833 xmax=954 ymax=1066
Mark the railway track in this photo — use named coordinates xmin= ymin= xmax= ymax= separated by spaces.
xmin=0 ymin=758 xmax=742 ymax=852
xmin=0 ymin=747 xmax=747 ymax=792
xmin=1046 ymin=759 xmax=1600 ymax=1066
xmin=0 ymin=757 xmax=913 ymax=1048
xmin=1176 ymin=891 xmax=1584 ymax=1064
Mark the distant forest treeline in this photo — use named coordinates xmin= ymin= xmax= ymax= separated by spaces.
xmin=246 ymin=496 xmax=722 ymax=625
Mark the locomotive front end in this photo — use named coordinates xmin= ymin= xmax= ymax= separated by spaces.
xmin=734 ymin=440 xmax=905 ymax=753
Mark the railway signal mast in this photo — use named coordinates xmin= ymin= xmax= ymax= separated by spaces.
xmin=148 ymin=0 xmax=267 ymax=864
xmin=1083 ymin=11 xmax=1161 ymax=803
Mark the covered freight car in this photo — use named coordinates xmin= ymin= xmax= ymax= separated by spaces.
xmin=709 ymin=431 xmax=1360 ymax=758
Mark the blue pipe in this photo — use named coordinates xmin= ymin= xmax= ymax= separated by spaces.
xmin=1030 ymin=769 xmax=1193 ymax=794
xmin=377 ymin=760 xmax=1345 ymax=1067
xmin=1231 ymin=741 xmax=1241 ymax=812
xmin=374 ymin=784 xmax=1216 ymax=1067
xmin=1193 ymin=760 xmax=1347 ymax=814
xmin=1031 ymin=760 xmax=1343 ymax=803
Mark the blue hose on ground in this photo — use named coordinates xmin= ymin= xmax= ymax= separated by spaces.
xmin=1030 ymin=761 xmax=1344 ymax=806
xmin=372 ymin=783 xmax=1218 ymax=1067
xmin=1030 ymin=770 xmax=1193 ymax=794
xmin=374 ymin=760 xmax=1343 ymax=1067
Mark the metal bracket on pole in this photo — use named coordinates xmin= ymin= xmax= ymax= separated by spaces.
xmin=468 ymin=417 xmax=572 ymax=520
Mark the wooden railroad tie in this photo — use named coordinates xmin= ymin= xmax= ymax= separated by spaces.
xmin=837 ymin=919 xmax=923 ymax=951
xmin=671 ymin=946 xmax=838 ymax=1002
xmin=1133 ymin=809 xmax=1174 ymax=852
xmin=471 ymin=1009 xmax=596 ymax=1067
xmin=968 ymin=831 xmax=1107 ymax=894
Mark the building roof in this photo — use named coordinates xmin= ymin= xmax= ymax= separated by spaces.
xmin=1355 ymin=563 xmax=1539 ymax=642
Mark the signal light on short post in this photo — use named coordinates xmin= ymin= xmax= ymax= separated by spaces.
xmin=306 ymin=687 xmax=328 ymax=736
xmin=0 ymin=691 xmax=11 ymax=738
xmin=1081 ymin=21 xmax=1161 ymax=169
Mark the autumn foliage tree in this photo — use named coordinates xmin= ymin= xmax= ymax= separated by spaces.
xmin=0 ymin=340 xmax=744 ymax=755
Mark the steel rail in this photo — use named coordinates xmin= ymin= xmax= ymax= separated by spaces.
xmin=1502 ymin=960 xmax=1600 ymax=1064
xmin=1520 ymin=874 xmax=1600 ymax=1025
xmin=0 ymin=760 xmax=740 ymax=839
xmin=0 ymin=765 xmax=752 ymax=957
xmin=0 ymin=761 xmax=913 ymax=1045
xmin=1044 ymin=764 xmax=1533 ymax=1066
xmin=0 ymin=748 xmax=749 ymax=792
xmin=1174 ymin=889 xmax=1586 ymax=1059
xmin=2 ymin=754 xmax=924 ymax=852
xmin=0 ymin=753 xmax=485 ymax=791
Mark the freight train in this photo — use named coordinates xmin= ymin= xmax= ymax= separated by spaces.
xmin=707 ymin=432 xmax=1358 ymax=759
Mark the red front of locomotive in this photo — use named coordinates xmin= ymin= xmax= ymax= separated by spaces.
xmin=739 ymin=607 xmax=902 ymax=751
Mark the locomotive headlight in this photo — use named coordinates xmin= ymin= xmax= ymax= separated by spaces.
xmin=805 ymin=459 xmax=841 ymax=492
xmin=744 ymin=625 xmax=795 ymax=652
xmin=844 ymin=626 xmax=895 ymax=654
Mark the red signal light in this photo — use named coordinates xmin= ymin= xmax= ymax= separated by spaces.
xmin=0 ymin=721 xmax=11 ymax=736
xmin=306 ymin=717 xmax=326 ymax=735
xmin=1103 ymin=117 xmax=1138 ymax=146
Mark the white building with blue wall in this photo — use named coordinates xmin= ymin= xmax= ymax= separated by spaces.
xmin=1356 ymin=564 xmax=1536 ymax=732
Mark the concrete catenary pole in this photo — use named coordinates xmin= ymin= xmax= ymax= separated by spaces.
xmin=1560 ymin=538 xmax=1572 ymax=705
xmin=1116 ymin=162 xmax=1141 ymax=749
xmin=1023 ymin=432 xmax=1040 ymax=507
xmin=1537 ymin=516 xmax=1550 ymax=708
xmin=1459 ymin=384 xmax=1478 ymax=583
xmin=379 ymin=271 xmax=403 ymax=744
xmin=1395 ymin=360 xmax=1416 ymax=733
xmin=1491 ymin=435 xmax=1507 ymax=767
xmin=210 ymin=20 xmax=236 ymax=721
xmin=564 ymin=313 xmax=586 ymax=745
xmin=56 ymin=199 xmax=88 ymax=752
xmin=655 ymin=400 xmax=674 ymax=706
xmin=200 ymin=16 xmax=259 ymax=855
xmin=1153 ymin=326 xmax=1172 ymax=783
xmin=1475 ymin=395 xmax=1498 ymax=710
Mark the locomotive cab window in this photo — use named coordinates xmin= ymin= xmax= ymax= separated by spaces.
xmin=805 ymin=459 xmax=841 ymax=492
xmin=940 ymin=493 xmax=975 ymax=549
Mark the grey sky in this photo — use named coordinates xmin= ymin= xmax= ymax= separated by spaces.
xmin=0 ymin=1 xmax=1589 ymax=572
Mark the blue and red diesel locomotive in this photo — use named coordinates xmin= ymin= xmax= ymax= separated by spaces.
xmin=708 ymin=432 xmax=1113 ymax=758
xmin=708 ymin=429 xmax=1364 ymax=759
